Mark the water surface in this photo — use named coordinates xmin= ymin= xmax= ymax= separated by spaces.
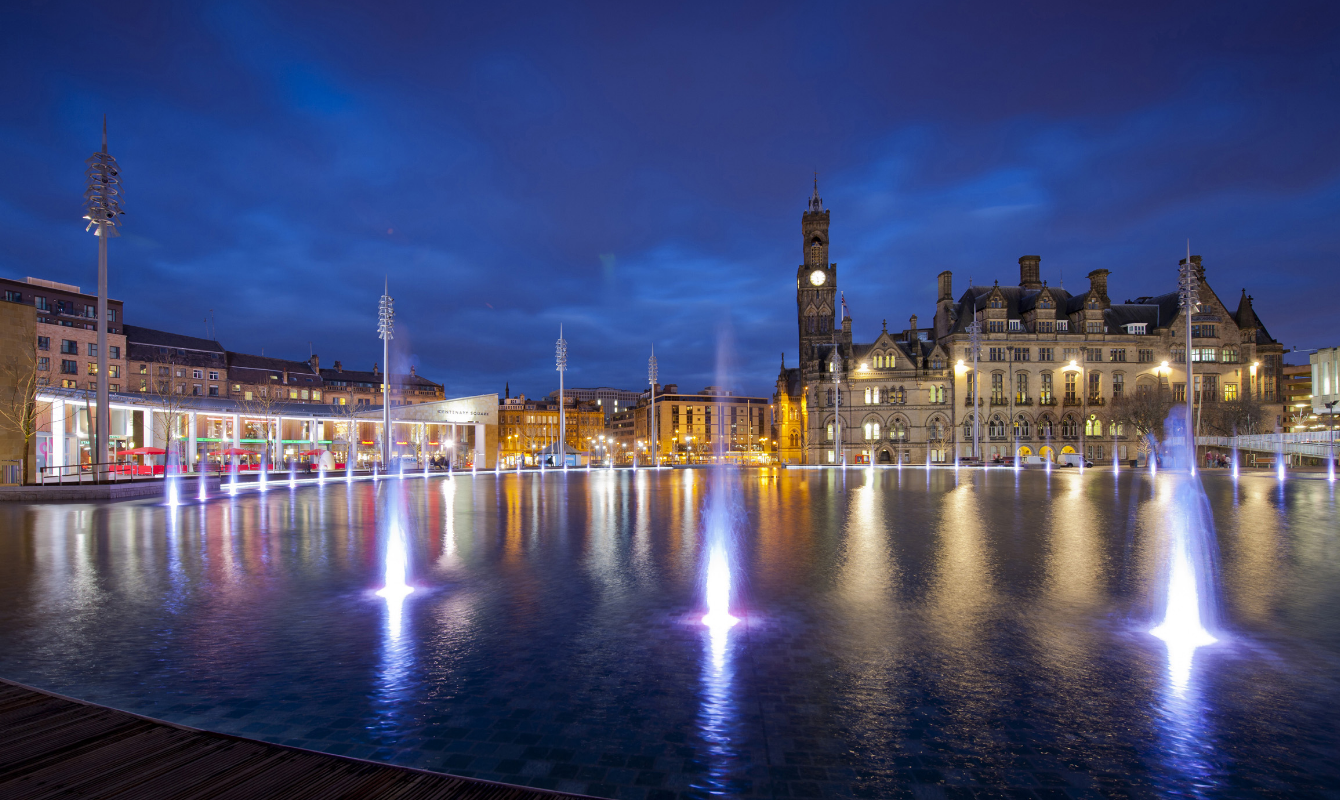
xmin=0 ymin=469 xmax=1335 ymax=799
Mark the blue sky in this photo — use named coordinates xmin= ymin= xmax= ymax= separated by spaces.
xmin=1 ymin=1 xmax=1336 ymax=397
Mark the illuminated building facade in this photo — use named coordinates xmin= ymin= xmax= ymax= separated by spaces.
xmin=776 ymin=184 xmax=1285 ymax=465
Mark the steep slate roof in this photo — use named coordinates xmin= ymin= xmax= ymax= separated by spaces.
xmin=123 ymin=324 xmax=224 ymax=353
xmin=227 ymin=351 xmax=321 ymax=384
xmin=320 ymin=366 xmax=442 ymax=390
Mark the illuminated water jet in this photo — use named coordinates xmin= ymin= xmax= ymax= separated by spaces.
xmin=1150 ymin=475 xmax=1219 ymax=696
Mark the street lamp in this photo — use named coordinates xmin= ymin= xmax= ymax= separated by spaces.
xmin=648 ymin=346 xmax=658 ymax=468
xmin=557 ymin=326 xmax=567 ymax=469
xmin=83 ymin=118 xmax=124 ymax=478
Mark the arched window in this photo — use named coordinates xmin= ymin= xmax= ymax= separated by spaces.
xmin=1014 ymin=415 xmax=1030 ymax=438
xmin=890 ymin=420 xmax=906 ymax=440
xmin=1061 ymin=416 xmax=1078 ymax=439
xmin=826 ymin=422 xmax=834 ymax=441
xmin=863 ymin=421 xmax=881 ymax=441
xmin=931 ymin=357 xmax=944 ymax=369
xmin=1038 ymin=417 xmax=1054 ymax=438
xmin=927 ymin=418 xmax=945 ymax=440
xmin=1222 ymin=347 xmax=1238 ymax=363
xmin=1085 ymin=415 xmax=1102 ymax=436
xmin=989 ymin=415 xmax=1007 ymax=437
xmin=1110 ymin=421 xmax=1123 ymax=437
xmin=963 ymin=415 xmax=976 ymax=439
xmin=896 ymin=386 xmax=906 ymax=404
xmin=826 ymin=388 xmax=834 ymax=406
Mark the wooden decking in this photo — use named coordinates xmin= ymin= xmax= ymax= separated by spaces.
xmin=0 ymin=679 xmax=590 ymax=800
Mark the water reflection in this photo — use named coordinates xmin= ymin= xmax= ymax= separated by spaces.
xmin=0 ymin=471 xmax=1335 ymax=799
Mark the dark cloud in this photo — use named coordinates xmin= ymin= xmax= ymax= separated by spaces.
xmin=1 ymin=0 xmax=1336 ymax=398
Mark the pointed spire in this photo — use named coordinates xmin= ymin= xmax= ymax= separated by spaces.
xmin=781 ymin=351 xmax=785 ymax=369
xmin=807 ymin=172 xmax=824 ymax=213
xmin=101 ymin=115 xmax=107 ymax=153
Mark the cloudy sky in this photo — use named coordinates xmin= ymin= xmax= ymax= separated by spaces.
xmin=2 ymin=1 xmax=1336 ymax=398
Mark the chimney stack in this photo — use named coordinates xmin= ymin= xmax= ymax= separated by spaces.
xmin=373 ymin=362 xmax=379 ymax=376
xmin=334 ymin=360 xmax=342 ymax=372
xmin=309 ymin=354 xmax=319 ymax=372
xmin=909 ymin=314 xmax=918 ymax=333
xmin=1086 ymin=269 xmax=1110 ymax=305
xmin=1019 ymin=255 xmax=1042 ymax=291
xmin=937 ymin=270 xmax=953 ymax=302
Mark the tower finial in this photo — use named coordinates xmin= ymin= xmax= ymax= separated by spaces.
xmin=808 ymin=171 xmax=824 ymax=212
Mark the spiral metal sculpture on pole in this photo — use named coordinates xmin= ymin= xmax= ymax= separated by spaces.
xmin=379 ymin=281 xmax=394 ymax=469
xmin=83 ymin=119 xmax=123 ymax=481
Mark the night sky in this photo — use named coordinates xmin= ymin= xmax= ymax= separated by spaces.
xmin=2 ymin=2 xmax=1337 ymax=399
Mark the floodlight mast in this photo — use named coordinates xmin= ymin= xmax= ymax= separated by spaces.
xmin=648 ymin=346 xmax=658 ymax=467
xmin=557 ymin=326 xmax=567 ymax=468
xmin=83 ymin=117 xmax=123 ymax=481
xmin=378 ymin=280 xmax=394 ymax=469
xmin=1179 ymin=243 xmax=1198 ymax=470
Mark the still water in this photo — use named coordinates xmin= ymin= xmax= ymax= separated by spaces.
xmin=0 ymin=469 xmax=1336 ymax=799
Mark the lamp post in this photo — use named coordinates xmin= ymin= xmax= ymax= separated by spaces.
xmin=556 ymin=326 xmax=567 ymax=469
xmin=648 ymin=346 xmax=658 ymax=468
xmin=1326 ymin=400 xmax=1337 ymax=482
xmin=377 ymin=280 xmax=394 ymax=469
xmin=1179 ymin=243 xmax=1198 ymax=472
xmin=828 ymin=347 xmax=844 ymax=466
xmin=83 ymin=118 xmax=123 ymax=479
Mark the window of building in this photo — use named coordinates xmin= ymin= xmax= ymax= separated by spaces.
xmin=1056 ymin=320 xmax=1069 ymax=332
xmin=4 ymin=290 xmax=21 ymax=302
xmin=1037 ymin=321 xmax=1053 ymax=333
xmin=1221 ymin=348 xmax=1238 ymax=363
xmin=990 ymin=298 xmax=1004 ymax=309
xmin=1013 ymin=415 xmax=1030 ymax=438
xmin=83 ymin=304 xmax=95 ymax=318
xmin=1224 ymin=383 xmax=1238 ymax=401
xmin=1174 ymin=383 xmax=1186 ymax=402
xmin=826 ymin=422 xmax=834 ymax=441
xmin=209 ymin=386 xmax=219 ymax=397
xmin=1064 ymin=373 xmax=1078 ymax=403
xmin=1171 ymin=347 xmax=1186 ymax=364
xmin=989 ymin=347 xmax=1006 ymax=362
xmin=60 ymin=339 xmax=77 ymax=355
xmin=989 ymin=415 xmax=1007 ymax=437
xmin=36 ymin=357 xmax=49 ymax=371
xmin=208 ymin=370 xmax=219 ymax=381
xmin=1087 ymin=348 xmax=1102 ymax=362
xmin=863 ymin=421 xmax=880 ymax=440
xmin=988 ymin=320 xmax=1005 ymax=333
xmin=1008 ymin=320 xmax=1022 ymax=332
xmin=1125 ymin=323 xmax=1147 ymax=335
xmin=1041 ymin=372 xmax=1053 ymax=403
xmin=34 ymin=296 xmax=49 ymax=311
xmin=1088 ymin=372 xmax=1101 ymax=401
xmin=313 ymin=390 xmax=322 ymax=401
xmin=1138 ymin=349 xmax=1154 ymax=363
xmin=1061 ymin=416 xmax=1078 ymax=438
xmin=192 ymin=385 xmax=202 ymax=396
xmin=1063 ymin=348 xmax=1080 ymax=363
xmin=60 ymin=359 xmax=77 ymax=374
xmin=1038 ymin=347 xmax=1054 ymax=362
xmin=1191 ymin=324 xmax=1216 ymax=339
xmin=991 ymin=373 xmax=1004 ymax=403
xmin=36 ymin=336 xmax=49 ymax=351
xmin=1015 ymin=373 xmax=1028 ymax=403
xmin=1086 ymin=321 xmax=1104 ymax=334
xmin=1191 ymin=347 xmax=1217 ymax=363
xmin=1112 ymin=373 xmax=1124 ymax=398
xmin=109 ymin=365 xmax=120 ymax=378
xmin=109 ymin=308 xmax=117 ymax=322
xmin=1109 ymin=349 xmax=1126 ymax=362
xmin=1012 ymin=347 xmax=1030 ymax=362
xmin=61 ymin=379 xmax=77 ymax=389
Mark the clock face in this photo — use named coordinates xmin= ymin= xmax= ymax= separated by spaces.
xmin=809 ymin=270 xmax=827 ymax=286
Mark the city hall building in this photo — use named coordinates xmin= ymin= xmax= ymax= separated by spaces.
xmin=774 ymin=184 xmax=1285 ymax=466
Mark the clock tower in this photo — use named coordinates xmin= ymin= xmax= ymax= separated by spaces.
xmin=796 ymin=178 xmax=836 ymax=368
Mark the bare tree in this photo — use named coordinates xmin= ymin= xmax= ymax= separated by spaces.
xmin=0 ymin=347 xmax=53 ymax=483
xmin=148 ymin=361 xmax=191 ymax=470
xmin=1200 ymin=396 xmax=1267 ymax=437
xmin=1106 ymin=388 xmax=1177 ymax=458
xmin=236 ymin=384 xmax=284 ymax=469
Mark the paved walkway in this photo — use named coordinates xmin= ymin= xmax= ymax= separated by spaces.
xmin=0 ymin=679 xmax=591 ymax=799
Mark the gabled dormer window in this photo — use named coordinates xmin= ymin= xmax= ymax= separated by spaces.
xmin=1038 ymin=298 xmax=1053 ymax=309
xmin=1124 ymin=323 xmax=1147 ymax=335
xmin=990 ymin=298 xmax=1004 ymax=309
xmin=1008 ymin=320 xmax=1022 ymax=332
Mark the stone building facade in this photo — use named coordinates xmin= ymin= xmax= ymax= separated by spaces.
xmin=775 ymin=185 xmax=1285 ymax=465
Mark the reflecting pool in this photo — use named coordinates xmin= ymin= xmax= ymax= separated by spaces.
xmin=0 ymin=469 xmax=1336 ymax=799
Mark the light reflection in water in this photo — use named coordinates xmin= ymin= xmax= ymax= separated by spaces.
xmin=1150 ymin=475 xmax=1218 ymax=697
